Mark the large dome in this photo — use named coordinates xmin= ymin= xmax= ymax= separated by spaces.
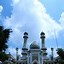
xmin=30 ymin=41 xmax=40 ymax=49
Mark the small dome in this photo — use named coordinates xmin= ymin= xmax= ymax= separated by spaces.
xmin=30 ymin=41 xmax=40 ymax=49
xmin=24 ymin=32 xmax=28 ymax=35
xmin=40 ymin=32 xmax=45 ymax=35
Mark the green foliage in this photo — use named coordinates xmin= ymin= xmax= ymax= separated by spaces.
xmin=58 ymin=60 xmax=64 ymax=64
xmin=0 ymin=26 xmax=12 ymax=61
xmin=57 ymin=48 xmax=64 ymax=60
xmin=0 ymin=26 xmax=12 ymax=52
xmin=0 ymin=52 xmax=8 ymax=62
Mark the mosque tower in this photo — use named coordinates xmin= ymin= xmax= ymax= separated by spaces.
xmin=23 ymin=32 xmax=28 ymax=49
xmin=40 ymin=32 xmax=48 ymax=60
xmin=21 ymin=32 xmax=28 ymax=62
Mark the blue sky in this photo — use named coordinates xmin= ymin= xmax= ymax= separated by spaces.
xmin=41 ymin=0 xmax=64 ymax=21
xmin=0 ymin=0 xmax=64 ymax=57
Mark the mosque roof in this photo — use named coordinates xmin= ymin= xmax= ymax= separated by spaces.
xmin=30 ymin=41 xmax=40 ymax=49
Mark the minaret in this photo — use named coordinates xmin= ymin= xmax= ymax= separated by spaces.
xmin=16 ymin=47 xmax=19 ymax=64
xmin=16 ymin=47 xmax=18 ymax=61
xmin=22 ymin=32 xmax=28 ymax=49
xmin=51 ymin=48 xmax=54 ymax=60
xmin=22 ymin=32 xmax=28 ymax=59
xmin=40 ymin=32 xmax=48 ymax=60
xmin=40 ymin=32 xmax=46 ymax=49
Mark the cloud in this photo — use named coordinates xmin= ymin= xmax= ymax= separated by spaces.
xmin=0 ymin=5 xmax=3 ymax=15
xmin=4 ymin=0 xmax=63 ymax=36
xmin=11 ymin=0 xmax=20 ymax=5
xmin=59 ymin=12 xmax=64 ymax=28
xmin=3 ymin=0 xmax=64 ymax=56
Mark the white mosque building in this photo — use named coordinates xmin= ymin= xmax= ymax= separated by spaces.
xmin=17 ymin=32 xmax=57 ymax=64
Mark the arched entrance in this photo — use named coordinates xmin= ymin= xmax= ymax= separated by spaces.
xmin=33 ymin=62 xmax=38 ymax=64
xmin=32 ymin=60 xmax=38 ymax=64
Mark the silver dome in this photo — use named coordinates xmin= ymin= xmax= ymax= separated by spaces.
xmin=30 ymin=41 xmax=40 ymax=49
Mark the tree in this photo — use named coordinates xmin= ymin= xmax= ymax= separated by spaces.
xmin=56 ymin=48 xmax=64 ymax=64
xmin=0 ymin=26 xmax=12 ymax=61
xmin=57 ymin=48 xmax=64 ymax=60
xmin=0 ymin=52 xmax=8 ymax=61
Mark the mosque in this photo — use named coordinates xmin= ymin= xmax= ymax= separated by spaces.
xmin=16 ymin=32 xmax=57 ymax=64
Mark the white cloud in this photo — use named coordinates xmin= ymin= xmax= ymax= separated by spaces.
xmin=4 ymin=0 xmax=63 ymax=38
xmin=59 ymin=12 xmax=64 ymax=28
xmin=0 ymin=5 xmax=3 ymax=15
xmin=11 ymin=0 xmax=20 ymax=6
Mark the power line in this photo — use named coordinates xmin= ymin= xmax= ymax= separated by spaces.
xmin=54 ymin=29 xmax=58 ymax=49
